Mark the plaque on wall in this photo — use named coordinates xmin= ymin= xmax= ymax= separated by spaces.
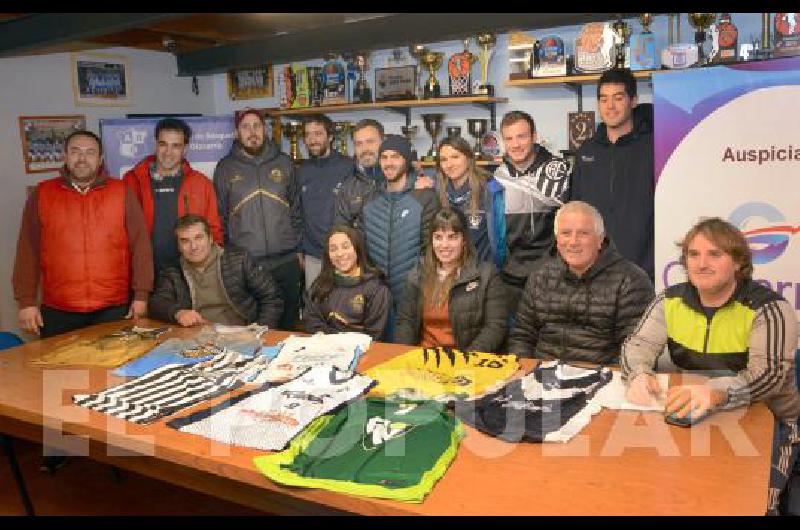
xmin=568 ymin=111 xmax=595 ymax=152
xmin=375 ymin=66 xmax=417 ymax=102
xmin=774 ymin=13 xmax=800 ymax=57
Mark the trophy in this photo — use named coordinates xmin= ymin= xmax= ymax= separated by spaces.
xmin=467 ymin=118 xmax=488 ymax=160
xmin=709 ymin=13 xmax=739 ymax=63
xmin=321 ymin=53 xmax=348 ymax=105
xmin=774 ymin=13 xmax=800 ymax=57
xmin=333 ymin=121 xmax=354 ymax=156
xmin=630 ymin=13 xmax=657 ymax=70
xmin=283 ymin=120 xmax=303 ymax=162
xmin=420 ymin=49 xmax=444 ymax=99
xmin=401 ymin=124 xmax=419 ymax=161
xmin=535 ymin=35 xmax=566 ymax=77
xmin=409 ymin=43 xmax=428 ymax=98
xmin=475 ymin=33 xmax=497 ymax=96
xmin=421 ymin=113 xmax=444 ymax=162
xmin=688 ymin=13 xmax=717 ymax=64
xmin=611 ymin=18 xmax=632 ymax=69
xmin=449 ymin=38 xmax=478 ymax=95
xmin=574 ymin=23 xmax=616 ymax=73
xmin=351 ymin=52 xmax=372 ymax=103
xmin=445 ymin=125 xmax=462 ymax=139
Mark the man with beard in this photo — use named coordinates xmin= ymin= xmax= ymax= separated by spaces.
xmin=493 ymin=111 xmax=571 ymax=313
xmin=213 ymin=109 xmax=302 ymax=330
xmin=362 ymin=135 xmax=439 ymax=340
xmin=296 ymin=114 xmax=356 ymax=288
xmin=570 ymin=68 xmax=655 ymax=281
xmin=13 ymin=130 xmax=153 ymax=337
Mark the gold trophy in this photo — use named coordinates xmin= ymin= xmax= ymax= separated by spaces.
xmin=475 ymin=32 xmax=497 ymax=96
xmin=333 ymin=121 xmax=354 ymax=156
xmin=283 ymin=120 xmax=303 ymax=162
xmin=421 ymin=113 xmax=444 ymax=162
xmin=420 ymin=49 xmax=445 ymax=99
xmin=689 ymin=13 xmax=717 ymax=64
xmin=409 ymin=43 xmax=428 ymax=98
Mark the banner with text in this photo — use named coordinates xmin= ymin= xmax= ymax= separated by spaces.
xmin=99 ymin=116 xmax=235 ymax=180
xmin=654 ymin=56 xmax=800 ymax=315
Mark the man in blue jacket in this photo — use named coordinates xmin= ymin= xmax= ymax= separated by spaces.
xmin=362 ymin=135 xmax=440 ymax=340
xmin=296 ymin=113 xmax=356 ymax=288
xmin=570 ymin=68 xmax=655 ymax=281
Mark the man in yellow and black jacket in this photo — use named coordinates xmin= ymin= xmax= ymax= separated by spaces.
xmin=621 ymin=217 xmax=799 ymax=515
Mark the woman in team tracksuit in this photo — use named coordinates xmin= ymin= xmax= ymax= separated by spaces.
xmin=435 ymin=136 xmax=506 ymax=270
xmin=394 ymin=208 xmax=508 ymax=352
xmin=303 ymin=224 xmax=391 ymax=340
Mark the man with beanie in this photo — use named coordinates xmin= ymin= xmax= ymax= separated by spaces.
xmin=296 ymin=113 xmax=356 ymax=288
xmin=213 ymin=109 xmax=302 ymax=330
xmin=362 ymin=134 xmax=440 ymax=340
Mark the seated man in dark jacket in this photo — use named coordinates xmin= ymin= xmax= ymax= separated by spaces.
xmin=149 ymin=214 xmax=283 ymax=328
xmin=509 ymin=201 xmax=653 ymax=363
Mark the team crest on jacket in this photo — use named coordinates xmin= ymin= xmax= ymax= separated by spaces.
xmin=468 ymin=213 xmax=483 ymax=229
xmin=229 ymin=174 xmax=243 ymax=183
xmin=541 ymin=159 xmax=570 ymax=181
xmin=350 ymin=294 xmax=365 ymax=313
xmin=269 ymin=168 xmax=283 ymax=183
xmin=465 ymin=280 xmax=478 ymax=292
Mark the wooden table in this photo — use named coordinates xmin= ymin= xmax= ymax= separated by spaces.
xmin=0 ymin=320 xmax=775 ymax=515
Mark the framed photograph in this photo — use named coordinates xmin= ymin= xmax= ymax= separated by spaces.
xmin=18 ymin=115 xmax=86 ymax=173
xmin=227 ymin=64 xmax=273 ymax=100
xmin=72 ymin=52 xmax=131 ymax=106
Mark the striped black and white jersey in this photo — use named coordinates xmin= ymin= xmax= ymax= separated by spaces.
xmin=168 ymin=365 xmax=375 ymax=451
xmin=455 ymin=361 xmax=611 ymax=443
xmin=73 ymin=347 xmax=272 ymax=424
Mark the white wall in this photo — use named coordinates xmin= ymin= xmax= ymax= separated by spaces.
xmin=0 ymin=47 xmax=216 ymax=334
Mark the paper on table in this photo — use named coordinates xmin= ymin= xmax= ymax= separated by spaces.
xmin=595 ymin=371 xmax=669 ymax=411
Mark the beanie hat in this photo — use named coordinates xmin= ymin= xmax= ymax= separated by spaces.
xmin=235 ymin=108 xmax=265 ymax=129
xmin=378 ymin=134 xmax=412 ymax=165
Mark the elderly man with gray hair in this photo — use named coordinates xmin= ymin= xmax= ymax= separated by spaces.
xmin=508 ymin=200 xmax=654 ymax=363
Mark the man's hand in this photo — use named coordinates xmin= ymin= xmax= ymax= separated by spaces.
xmin=414 ymin=173 xmax=434 ymax=190
xmin=125 ymin=300 xmax=147 ymax=319
xmin=175 ymin=309 xmax=207 ymax=327
xmin=18 ymin=306 xmax=43 ymax=335
xmin=625 ymin=373 xmax=664 ymax=406
xmin=665 ymin=384 xmax=726 ymax=419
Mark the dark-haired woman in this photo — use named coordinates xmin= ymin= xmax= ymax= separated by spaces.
xmin=303 ymin=225 xmax=391 ymax=340
xmin=395 ymin=208 xmax=508 ymax=352
xmin=436 ymin=136 xmax=506 ymax=269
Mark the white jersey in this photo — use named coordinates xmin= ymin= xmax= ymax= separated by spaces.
xmin=169 ymin=365 xmax=375 ymax=451
xmin=264 ymin=332 xmax=372 ymax=383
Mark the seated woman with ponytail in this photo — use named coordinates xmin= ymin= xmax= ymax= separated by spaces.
xmin=303 ymin=225 xmax=391 ymax=340
xmin=394 ymin=208 xmax=508 ymax=352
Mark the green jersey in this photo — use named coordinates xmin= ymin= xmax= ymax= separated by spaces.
xmin=253 ymin=398 xmax=465 ymax=503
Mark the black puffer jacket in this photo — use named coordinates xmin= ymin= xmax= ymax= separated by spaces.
xmin=149 ymin=246 xmax=283 ymax=327
xmin=509 ymin=238 xmax=654 ymax=363
xmin=302 ymin=269 xmax=391 ymax=340
xmin=332 ymin=166 xmax=380 ymax=231
xmin=395 ymin=257 xmax=509 ymax=353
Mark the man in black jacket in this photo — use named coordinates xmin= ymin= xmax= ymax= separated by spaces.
xmin=149 ymin=214 xmax=283 ymax=328
xmin=570 ymin=68 xmax=655 ymax=281
xmin=509 ymin=201 xmax=653 ymax=364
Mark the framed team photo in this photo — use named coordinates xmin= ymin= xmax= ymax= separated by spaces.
xmin=18 ymin=115 xmax=86 ymax=173
xmin=227 ymin=64 xmax=274 ymax=100
xmin=72 ymin=52 xmax=131 ymax=106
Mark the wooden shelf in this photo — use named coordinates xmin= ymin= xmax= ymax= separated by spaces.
xmin=419 ymin=160 xmax=499 ymax=168
xmin=264 ymin=96 xmax=508 ymax=117
xmin=505 ymin=69 xmax=665 ymax=87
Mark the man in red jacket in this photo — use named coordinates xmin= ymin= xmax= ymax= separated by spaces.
xmin=123 ymin=118 xmax=223 ymax=275
xmin=13 ymin=130 xmax=153 ymax=338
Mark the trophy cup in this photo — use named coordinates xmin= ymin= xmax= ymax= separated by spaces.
xmin=467 ymin=118 xmax=488 ymax=160
xmin=421 ymin=113 xmax=444 ymax=162
xmin=283 ymin=120 xmax=303 ymax=162
xmin=630 ymin=13 xmax=657 ymax=70
xmin=475 ymin=33 xmax=497 ymax=96
xmin=445 ymin=126 xmax=462 ymax=139
xmin=449 ymin=38 xmax=478 ymax=95
xmin=409 ymin=43 xmax=428 ymax=98
xmin=688 ymin=13 xmax=717 ymax=64
xmin=401 ymin=124 xmax=419 ymax=161
xmin=352 ymin=52 xmax=372 ymax=103
xmin=333 ymin=121 xmax=354 ymax=156
xmin=611 ymin=18 xmax=632 ymax=69
xmin=420 ymin=49 xmax=445 ymax=99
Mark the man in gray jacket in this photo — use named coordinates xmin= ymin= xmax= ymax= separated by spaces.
xmin=213 ymin=109 xmax=302 ymax=330
xmin=509 ymin=200 xmax=653 ymax=363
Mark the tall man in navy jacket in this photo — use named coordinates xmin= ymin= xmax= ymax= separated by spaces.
xmin=570 ymin=68 xmax=655 ymax=281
